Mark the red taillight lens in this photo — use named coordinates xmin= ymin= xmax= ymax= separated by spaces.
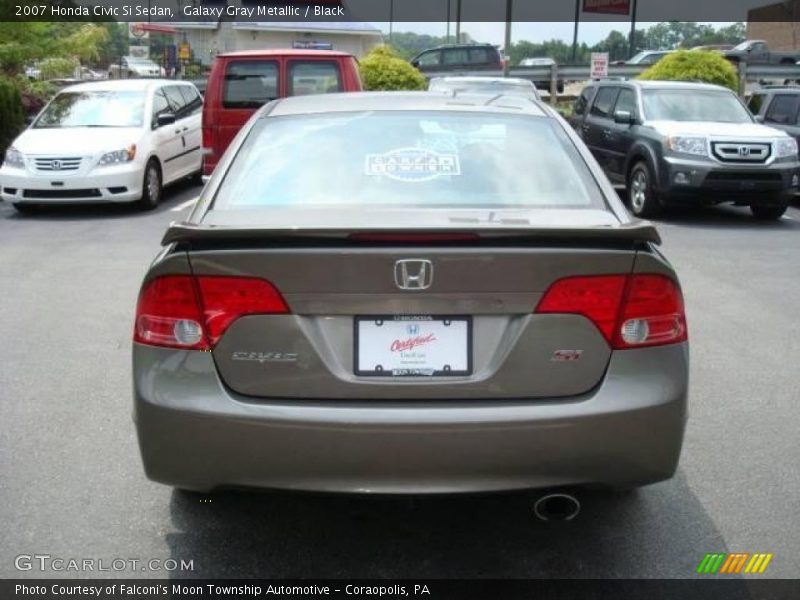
xmin=201 ymin=126 xmax=215 ymax=156
xmin=195 ymin=276 xmax=289 ymax=346
xmin=535 ymin=274 xmax=687 ymax=349
xmin=535 ymin=275 xmax=627 ymax=343
xmin=134 ymin=275 xmax=289 ymax=350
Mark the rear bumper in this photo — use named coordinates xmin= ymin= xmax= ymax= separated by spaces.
xmin=133 ymin=343 xmax=689 ymax=494
xmin=656 ymin=155 xmax=800 ymax=204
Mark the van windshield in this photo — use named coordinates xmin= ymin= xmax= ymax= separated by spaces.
xmin=34 ymin=91 xmax=144 ymax=128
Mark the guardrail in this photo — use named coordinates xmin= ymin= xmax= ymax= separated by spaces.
xmin=424 ymin=63 xmax=800 ymax=104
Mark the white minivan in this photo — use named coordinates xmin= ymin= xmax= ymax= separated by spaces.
xmin=0 ymin=79 xmax=202 ymax=212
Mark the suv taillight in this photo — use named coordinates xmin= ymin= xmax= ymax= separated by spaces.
xmin=535 ymin=274 xmax=687 ymax=349
xmin=134 ymin=275 xmax=289 ymax=350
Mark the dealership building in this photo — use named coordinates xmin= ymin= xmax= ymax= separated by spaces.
xmin=169 ymin=21 xmax=383 ymax=65
xmin=747 ymin=1 xmax=800 ymax=50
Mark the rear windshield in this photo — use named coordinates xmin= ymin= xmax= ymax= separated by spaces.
xmin=223 ymin=60 xmax=278 ymax=109
xmin=212 ymin=111 xmax=604 ymax=210
xmin=642 ymin=90 xmax=752 ymax=123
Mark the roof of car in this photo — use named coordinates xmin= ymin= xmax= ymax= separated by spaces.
xmin=752 ymin=86 xmax=800 ymax=93
xmin=418 ymin=43 xmax=497 ymax=52
xmin=266 ymin=91 xmax=548 ymax=117
xmin=593 ymin=80 xmax=731 ymax=92
xmin=431 ymin=76 xmax=534 ymax=86
xmin=217 ymin=49 xmax=353 ymax=58
xmin=56 ymin=79 xmax=185 ymax=93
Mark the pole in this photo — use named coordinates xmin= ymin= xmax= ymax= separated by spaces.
xmin=455 ymin=0 xmax=461 ymax=43
xmin=503 ymin=0 xmax=513 ymax=77
xmin=628 ymin=0 xmax=638 ymax=60
xmin=571 ymin=0 xmax=580 ymax=63
xmin=389 ymin=0 xmax=394 ymax=45
xmin=446 ymin=0 xmax=451 ymax=44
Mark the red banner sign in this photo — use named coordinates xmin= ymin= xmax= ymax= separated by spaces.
xmin=583 ymin=0 xmax=631 ymax=15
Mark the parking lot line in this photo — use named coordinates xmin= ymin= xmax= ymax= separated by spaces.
xmin=171 ymin=197 xmax=198 ymax=212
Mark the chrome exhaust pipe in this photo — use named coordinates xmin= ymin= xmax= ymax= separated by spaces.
xmin=533 ymin=493 xmax=581 ymax=521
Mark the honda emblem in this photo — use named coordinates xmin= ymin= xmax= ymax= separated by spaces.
xmin=394 ymin=259 xmax=433 ymax=290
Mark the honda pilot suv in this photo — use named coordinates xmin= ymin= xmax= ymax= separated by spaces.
xmin=571 ymin=81 xmax=800 ymax=219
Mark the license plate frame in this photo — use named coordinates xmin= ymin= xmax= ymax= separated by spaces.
xmin=354 ymin=315 xmax=472 ymax=377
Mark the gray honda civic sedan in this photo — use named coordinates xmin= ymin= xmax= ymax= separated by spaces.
xmin=133 ymin=92 xmax=688 ymax=496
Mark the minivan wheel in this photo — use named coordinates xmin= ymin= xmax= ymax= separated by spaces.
xmin=138 ymin=160 xmax=162 ymax=210
xmin=750 ymin=203 xmax=788 ymax=220
xmin=628 ymin=162 xmax=661 ymax=218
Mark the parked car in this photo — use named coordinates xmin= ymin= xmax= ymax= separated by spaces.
xmin=409 ymin=44 xmax=504 ymax=74
xmin=724 ymin=40 xmax=800 ymax=65
xmin=201 ymin=49 xmax=362 ymax=176
xmin=689 ymin=45 xmax=734 ymax=53
xmin=616 ymin=50 xmax=673 ymax=66
xmin=570 ymin=80 xmax=799 ymax=219
xmin=748 ymin=86 xmax=800 ymax=143
xmin=0 ymin=79 xmax=203 ymax=212
xmin=133 ymin=91 xmax=689 ymax=497
xmin=108 ymin=56 xmax=165 ymax=79
xmin=518 ymin=57 xmax=565 ymax=93
xmin=429 ymin=76 xmax=540 ymax=100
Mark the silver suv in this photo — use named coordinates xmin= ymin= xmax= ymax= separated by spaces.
xmin=571 ymin=80 xmax=800 ymax=220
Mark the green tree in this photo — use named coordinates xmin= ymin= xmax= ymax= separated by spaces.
xmin=97 ymin=23 xmax=129 ymax=68
xmin=359 ymin=45 xmax=427 ymax=91
xmin=638 ymin=50 xmax=738 ymax=91
xmin=0 ymin=77 xmax=25 ymax=157
xmin=0 ymin=22 xmax=108 ymax=74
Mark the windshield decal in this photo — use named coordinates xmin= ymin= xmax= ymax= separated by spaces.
xmin=365 ymin=147 xmax=460 ymax=182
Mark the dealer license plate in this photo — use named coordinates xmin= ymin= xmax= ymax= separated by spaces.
xmin=354 ymin=316 xmax=472 ymax=377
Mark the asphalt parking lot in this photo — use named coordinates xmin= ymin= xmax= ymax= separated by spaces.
xmin=0 ymin=184 xmax=798 ymax=579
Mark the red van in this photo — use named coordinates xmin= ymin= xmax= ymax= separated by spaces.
xmin=202 ymin=49 xmax=363 ymax=175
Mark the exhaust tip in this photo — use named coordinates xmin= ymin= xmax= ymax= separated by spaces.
xmin=533 ymin=493 xmax=580 ymax=521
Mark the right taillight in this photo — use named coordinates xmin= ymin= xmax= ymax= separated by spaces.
xmin=535 ymin=273 xmax=687 ymax=350
xmin=134 ymin=275 xmax=289 ymax=350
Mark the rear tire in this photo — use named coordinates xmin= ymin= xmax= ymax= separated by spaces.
xmin=138 ymin=159 xmax=162 ymax=211
xmin=627 ymin=161 xmax=661 ymax=218
xmin=750 ymin=203 xmax=788 ymax=220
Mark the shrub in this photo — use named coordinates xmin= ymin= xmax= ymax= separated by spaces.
xmin=638 ymin=50 xmax=738 ymax=92
xmin=359 ymin=44 xmax=427 ymax=91
xmin=0 ymin=77 xmax=25 ymax=158
xmin=14 ymin=75 xmax=55 ymax=117
xmin=39 ymin=57 xmax=79 ymax=80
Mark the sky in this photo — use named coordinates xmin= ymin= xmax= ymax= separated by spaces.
xmin=378 ymin=21 xmax=737 ymax=46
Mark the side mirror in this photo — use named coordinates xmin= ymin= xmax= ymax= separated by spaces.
xmin=754 ymin=114 xmax=765 ymax=123
xmin=156 ymin=113 xmax=176 ymax=127
xmin=411 ymin=60 xmax=420 ymax=68
xmin=614 ymin=110 xmax=635 ymax=125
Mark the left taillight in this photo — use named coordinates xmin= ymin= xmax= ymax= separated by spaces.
xmin=134 ymin=275 xmax=289 ymax=350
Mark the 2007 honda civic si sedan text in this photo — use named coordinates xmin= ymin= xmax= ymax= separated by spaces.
xmin=133 ymin=92 xmax=689 ymax=494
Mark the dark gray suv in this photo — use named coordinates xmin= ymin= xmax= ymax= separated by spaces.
xmin=571 ymin=80 xmax=800 ymax=220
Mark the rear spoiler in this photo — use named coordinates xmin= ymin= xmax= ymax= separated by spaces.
xmin=162 ymin=221 xmax=661 ymax=246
